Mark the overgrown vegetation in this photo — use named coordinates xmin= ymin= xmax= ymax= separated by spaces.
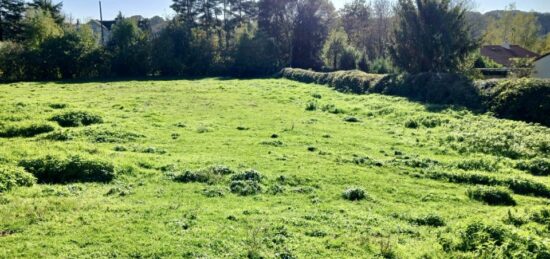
xmin=19 ymin=155 xmax=115 ymax=184
xmin=0 ymin=76 xmax=549 ymax=257
xmin=0 ymin=166 xmax=35 ymax=192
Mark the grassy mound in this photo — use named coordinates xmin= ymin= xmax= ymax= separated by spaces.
xmin=0 ymin=166 xmax=36 ymax=192
xmin=19 ymin=155 xmax=115 ymax=184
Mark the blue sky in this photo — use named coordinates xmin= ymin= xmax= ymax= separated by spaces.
xmin=39 ymin=0 xmax=550 ymax=20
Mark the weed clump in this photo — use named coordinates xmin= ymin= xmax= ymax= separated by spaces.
xmin=343 ymin=116 xmax=360 ymax=123
xmin=305 ymin=101 xmax=318 ymax=111
xmin=0 ymin=166 xmax=36 ymax=192
xmin=467 ymin=186 xmax=516 ymax=206
xmin=410 ymin=214 xmax=445 ymax=227
xmin=231 ymin=170 xmax=262 ymax=182
xmin=342 ymin=187 xmax=366 ymax=201
xmin=230 ymin=180 xmax=262 ymax=196
xmin=202 ymin=186 xmax=226 ymax=197
xmin=0 ymin=123 xmax=55 ymax=138
xmin=516 ymin=158 xmax=549 ymax=176
xmin=456 ymin=158 xmax=499 ymax=172
xmin=404 ymin=119 xmax=419 ymax=129
xmin=48 ymin=103 xmax=67 ymax=109
xmin=43 ymin=130 xmax=74 ymax=141
xmin=19 ymin=155 xmax=115 ymax=184
xmin=51 ymin=111 xmax=103 ymax=127
xmin=173 ymin=165 xmax=235 ymax=184
xmin=321 ymin=104 xmax=345 ymax=114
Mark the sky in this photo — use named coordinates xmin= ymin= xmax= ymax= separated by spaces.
xmin=37 ymin=0 xmax=550 ymax=21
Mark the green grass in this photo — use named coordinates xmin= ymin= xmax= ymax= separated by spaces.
xmin=0 ymin=78 xmax=549 ymax=258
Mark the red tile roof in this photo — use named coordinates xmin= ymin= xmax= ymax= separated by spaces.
xmin=481 ymin=45 xmax=539 ymax=67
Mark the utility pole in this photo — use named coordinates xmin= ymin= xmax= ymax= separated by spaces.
xmin=99 ymin=0 xmax=104 ymax=46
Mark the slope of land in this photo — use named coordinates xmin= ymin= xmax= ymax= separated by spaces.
xmin=0 ymin=79 xmax=549 ymax=258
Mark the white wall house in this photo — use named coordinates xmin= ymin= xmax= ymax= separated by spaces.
xmin=533 ymin=53 xmax=550 ymax=79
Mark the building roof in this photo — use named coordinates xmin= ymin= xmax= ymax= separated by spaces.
xmin=534 ymin=52 xmax=550 ymax=62
xmin=481 ymin=45 xmax=539 ymax=67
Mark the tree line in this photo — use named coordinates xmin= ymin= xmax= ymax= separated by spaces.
xmin=0 ymin=0 xmax=548 ymax=82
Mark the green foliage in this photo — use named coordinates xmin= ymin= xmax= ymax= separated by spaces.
xmin=291 ymin=0 xmax=334 ymax=70
xmin=369 ymin=58 xmax=394 ymax=74
xmin=305 ymin=100 xmax=317 ymax=111
xmin=0 ymin=166 xmax=35 ymax=192
xmin=486 ymin=78 xmax=550 ymax=126
xmin=467 ymin=186 xmax=516 ymax=206
xmin=0 ymin=122 xmax=55 ymax=138
xmin=232 ymin=28 xmax=280 ymax=77
xmin=21 ymin=8 xmax=62 ymax=48
xmin=230 ymin=180 xmax=262 ymax=196
xmin=342 ymin=187 xmax=366 ymax=201
xmin=410 ymin=214 xmax=445 ymax=227
xmin=231 ymin=170 xmax=262 ymax=182
xmin=390 ymin=0 xmax=478 ymax=73
xmin=19 ymin=155 xmax=115 ymax=184
xmin=50 ymin=111 xmax=103 ymax=127
xmin=0 ymin=0 xmax=25 ymax=41
xmin=108 ymin=18 xmax=151 ymax=77
xmin=516 ymin=158 xmax=550 ymax=176
xmin=322 ymin=29 xmax=358 ymax=70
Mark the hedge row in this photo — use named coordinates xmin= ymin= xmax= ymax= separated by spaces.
xmin=279 ymin=68 xmax=550 ymax=126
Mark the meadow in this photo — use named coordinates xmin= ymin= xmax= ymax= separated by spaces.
xmin=0 ymin=78 xmax=549 ymax=258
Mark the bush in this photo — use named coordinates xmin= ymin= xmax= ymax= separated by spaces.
xmin=486 ymin=79 xmax=550 ymax=126
xmin=467 ymin=186 xmax=516 ymax=206
xmin=19 ymin=155 xmax=115 ymax=184
xmin=0 ymin=166 xmax=36 ymax=192
xmin=342 ymin=187 xmax=366 ymax=201
xmin=516 ymin=158 xmax=550 ymax=176
xmin=0 ymin=123 xmax=55 ymax=138
xmin=50 ymin=111 xmax=103 ymax=127
xmin=505 ymin=178 xmax=550 ymax=198
xmin=230 ymin=180 xmax=262 ymax=196
xmin=279 ymin=68 xmax=384 ymax=94
xmin=411 ymin=214 xmax=446 ymax=227
xmin=456 ymin=158 xmax=499 ymax=172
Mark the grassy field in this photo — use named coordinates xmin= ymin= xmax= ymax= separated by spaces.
xmin=0 ymin=78 xmax=549 ymax=258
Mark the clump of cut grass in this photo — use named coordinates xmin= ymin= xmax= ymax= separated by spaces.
xmin=467 ymin=186 xmax=516 ymax=206
xmin=0 ymin=166 xmax=36 ymax=192
xmin=343 ymin=116 xmax=360 ymax=123
xmin=342 ymin=187 xmax=367 ymax=201
xmin=410 ymin=214 xmax=446 ymax=227
xmin=50 ymin=111 xmax=103 ymax=127
xmin=305 ymin=101 xmax=318 ymax=111
xmin=19 ymin=155 xmax=115 ymax=184
xmin=0 ymin=123 xmax=55 ymax=138
xmin=516 ymin=158 xmax=549 ymax=176
xmin=230 ymin=180 xmax=262 ymax=196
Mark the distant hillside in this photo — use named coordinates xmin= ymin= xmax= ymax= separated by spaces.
xmin=467 ymin=10 xmax=550 ymax=38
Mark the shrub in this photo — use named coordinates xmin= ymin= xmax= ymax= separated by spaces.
xmin=231 ymin=170 xmax=262 ymax=182
xmin=486 ymin=79 xmax=550 ymax=126
xmin=0 ymin=166 xmax=36 ymax=192
xmin=516 ymin=158 xmax=550 ymax=176
xmin=411 ymin=214 xmax=446 ymax=227
xmin=530 ymin=208 xmax=550 ymax=225
xmin=50 ymin=111 xmax=103 ymax=127
xmin=230 ymin=180 xmax=262 ymax=196
xmin=321 ymin=104 xmax=345 ymax=114
xmin=19 ymin=155 xmax=115 ymax=184
xmin=467 ymin=186 xmax=516 ymax=206
xmin=342 ymin=187 xmax=366 ymax=201
xmin=0 ymin=123 xmax=55 ymax=138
